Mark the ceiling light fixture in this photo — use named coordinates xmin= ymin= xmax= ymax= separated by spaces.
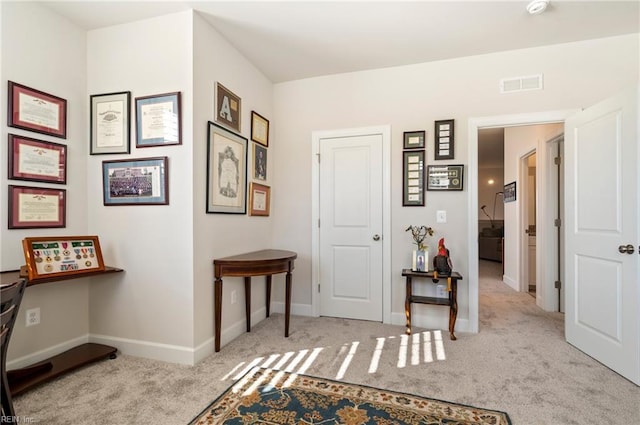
xmin=527 ymin=0 xmax=549 ymax=15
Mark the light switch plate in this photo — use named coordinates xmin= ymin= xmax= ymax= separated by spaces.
xmin=437 ymin=210 xmax=447 ymax=223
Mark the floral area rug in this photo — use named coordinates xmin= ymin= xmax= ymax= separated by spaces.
xmin=189 ymin=367 xmax=512 ymax=424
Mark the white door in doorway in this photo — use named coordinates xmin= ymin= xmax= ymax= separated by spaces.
xmin=565 ymin=86 xmax=639 ymax=385
xmin=318 ymin=133 xmax=383 ymax=321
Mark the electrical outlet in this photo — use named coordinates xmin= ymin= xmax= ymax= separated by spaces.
xmin=26 ymin=307 xmax=40 ymax=327
xmin=436 ymin=285 xmax=447 ymax=298
xmin=231 ymin=290 xmax=237 ymax=304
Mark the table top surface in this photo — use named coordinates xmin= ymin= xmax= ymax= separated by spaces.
xmin=214 ymin=249 xmax=297 ymax=264
xmin=401 ymin=269 xmax=463 ymax=279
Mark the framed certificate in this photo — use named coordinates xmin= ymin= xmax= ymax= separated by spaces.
xmin=403 ymin=150 xmax=425 ymax=206
xmin=90 ymin=91 xmax=131 ymax=155
xmin=249 ymin=182 xmax=270 ymax=216
xmin=135 ymin=92 xmax=182 ymax=147
xmin=251 ymin=111 xmax=269 ymax=147
xmin=8 ymin=81 xmax=67 ymax=139
xmin=8 ymin=134 xmax=67 ymax=184
xmin=427 ymin=164 xmax=464 ymax=191
xmin=8 ymin=185 xmax=66 ymax=229
xmin=22 ymin=236 xmax=105 ymax=281
xmin=434 ymin=119 xmax=455 ymax=160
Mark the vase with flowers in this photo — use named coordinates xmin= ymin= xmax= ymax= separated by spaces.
xmin=406 ymin=225 xmax=434 ymax=272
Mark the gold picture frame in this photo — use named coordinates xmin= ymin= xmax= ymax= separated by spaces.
xmin=251 ymin=111 xmax=269 ymax=147
xmin=249 ymin=182 xmax=270 ymax=216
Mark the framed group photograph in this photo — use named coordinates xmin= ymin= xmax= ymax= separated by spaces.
xmin=253 ymin=143 xmax=267 ymax=180
xmin=427 ymin=164 xmax=464 ymax=191
xmin=403 ymin=130 xmax=425 ymax=150
xmin=251 ymin=111 xmax=269 ymax=147
xmin=8 ymin=81 xmax=67 ymax=139
xmin=216 ymin=83 xmax=241 ymax=133
xmin=8 ymin=185 xmax=66 ymax=229
xmin=8 ymin=134 xmax=67 ymax=184
xmin=135 ymin=92 xmax=182 ymax=147
xmin=102 ymin=156 xmax=168 ymax=206
xmin=21 ymin=236 xmax=105 ymax=281
xmin=207 ymin=121 xmax=247 ymax=214
xmin=504 ymin=181 xmax=517 ymax=202
xmin=249 ymin=182 xmax=271 ymax=216
xmin=434 ymin=119 xmax=455 ymax=160
xmin=90 ymin=91 xmax=131 ymax=155
xmin=403 ymin=150 xmax=425 ymax=206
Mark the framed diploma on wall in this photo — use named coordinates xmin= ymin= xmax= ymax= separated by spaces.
xmin=90 ymin=91 xmax=131 ymax=155
xmin=8 ymin=185 xmax=66 ymax=229
xmin=135 ymin=92 xmax=182 ymax=147
xmin=8 ymin=134 xmax=67 ymax=184
xmin=8 ymin=81 xmax=67 ymax=139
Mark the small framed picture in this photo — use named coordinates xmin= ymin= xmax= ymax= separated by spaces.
xmin=206 ymin=121 xmax=247 ymax=214
xmin=253 ymin=144 xmax=267 ymax=181
xmin=21 ymin=236 xmax=106 ymax=281
xmin=8 ymin=134 xmax=67 ymax=184
xmin=102 ymin=157 xmax=169 ymax=205
xmin=249 ymin=182 xmax=271 ymax=216
xmin=90 ymin=91 xmax=131 ymax=155
xmin=504 ymin=181 xmax=517 ymax=202
xmin=216 ymin=82 xmax=241 ymax=133
xmin=135 ymin=92 xmax=182 ymax=147
xmin=403 ymin=130 xmax=425 ymax=149
xmin=403 ymin=150 xmax=425 ymax=206
xmin=434 ymin=119 xmax=455 ymax=160
xmin=427 ymin=164 xmax=464 ymax=191
xmin=8 ymin=185 xmax=66 ymax=229
xmin=8 ymin=81 xmax=67 ymax=139
xmin=251 ymin=111 xmax=269 ymax=147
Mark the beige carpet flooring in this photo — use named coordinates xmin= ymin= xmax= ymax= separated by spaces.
xmin=12 ymin=260 xmax=640 ymax=424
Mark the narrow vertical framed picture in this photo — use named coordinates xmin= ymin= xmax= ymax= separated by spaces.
xmin=434 ymin=119 xmax=455 ymax=160
xmin=403 ymin=130 xmax=425 ymax=149
xmin=249 ymin=182 xmax=271 ymax=216
xmin=90 ymin=91 xmax=131 ymax=155
xmin=135 ymin=92 xmax=182 ymax=147
xmin=206 ymin=121 xmax=247 ymax=214
xmin=8 ymin=81 xmax=67 ymax=139
xmin=251 ymin=111 xmax=269 ymax=147
xmin=504 ymin=181 xmax=517 ymax=202
xmin=8 ymin=134 xmax=67 ymax=184
xmin=403 ymin=150 xmax=425 ymax=206
xmin=8 ymin=185 xmax=66 ymax=229
xmin=102 ymin=157 xmax=169 ymax=206
xmin=216 ymin=83 xmax=241 ymax=133
xmin=253 ymin=143 xmax=267 ymax=181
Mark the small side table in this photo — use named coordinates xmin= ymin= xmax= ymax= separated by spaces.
xmin=401 ymin=269 xmax=463 ymax=340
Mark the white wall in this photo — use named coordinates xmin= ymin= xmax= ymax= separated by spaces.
xmin=0 ymin=2 xmax=91 ymax=365
xmin=272 ymin=34 xmax=639 ymax=331
xmin=85 ymin=11 xmax=196 ymax=362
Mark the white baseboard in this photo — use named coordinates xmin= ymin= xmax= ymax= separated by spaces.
xmin=503 ymin=275 xmax=519 ymax=291
xmin=270 ymin=301 xmax=313 ymax=317
xmin=89 ymin=334 xmax=196 ymax=365
xmin=7 ymin=335 xmax=90 ymax=369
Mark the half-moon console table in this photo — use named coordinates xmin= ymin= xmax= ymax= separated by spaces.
xmin=0 ymin=266 xmax=123 ymax=395
xmin=213 ymin=249 xmax=297 ymax=352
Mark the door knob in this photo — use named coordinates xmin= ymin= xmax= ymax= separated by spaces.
xmin=373 ymin=234 xmax=381 ymax=241
xmin=618 ymin=244 xmax=635 ymax=254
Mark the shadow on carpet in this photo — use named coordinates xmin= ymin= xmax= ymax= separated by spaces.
xmin=189 ymin=367 xmax=512 ymax=424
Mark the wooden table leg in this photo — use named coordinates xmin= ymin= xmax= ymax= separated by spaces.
xmin=214 ymin=278 xmax=222 ymax=352
xmin=285 ymin=271 xmax=292 ymax=337
xmin=244 ymin=277 xmax=251 ymax=332
xmin=405 ymin=276 xmax=412 ymax=335
xmin=449 ymin=278 xmax=458 ymax=340
xmin=266 ymin=275 xmax=272 ymax=317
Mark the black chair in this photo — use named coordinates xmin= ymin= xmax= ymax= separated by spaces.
xmin=1 ymin=279 xmax=27 ymax=419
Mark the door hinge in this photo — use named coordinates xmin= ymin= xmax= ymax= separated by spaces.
xmin=318 ymin=219 xmax=320 ymax=228
xmin=316 ymin=153 xmax=320 ymax=163
xmin=555 ymin=280 xmax=562 ymax=289
xmin=554 ymin=218 xmax=562 ymax=227
xmin=554 ymin=156 xmax=561 ymax=165
xmin=318 ymin=283 xmax=320 ymax=293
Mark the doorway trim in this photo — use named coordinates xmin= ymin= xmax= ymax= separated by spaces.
xmin=311 ymin=125 xmax=392 ymax=323
xmin=468 ymin=110 xmax=574 ymax=332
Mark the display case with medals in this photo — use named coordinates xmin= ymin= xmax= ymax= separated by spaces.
xmin=21 ymin=236 xmax=106 ymax=281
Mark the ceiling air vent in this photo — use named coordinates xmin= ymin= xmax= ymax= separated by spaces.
xmin=500 ymin=74 xmax=543 ymax=94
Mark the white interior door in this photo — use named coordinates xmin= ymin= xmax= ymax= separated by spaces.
xmin=319 ymin=133 xmax=383 ymax=321
xmin=565 ymin=86 xmax=639 ymax=385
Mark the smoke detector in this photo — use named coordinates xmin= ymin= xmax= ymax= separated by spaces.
xmin=527 ymin=0 xmax=549 ymax=15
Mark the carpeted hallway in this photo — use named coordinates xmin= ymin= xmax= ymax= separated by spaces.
xmin=12 ymin=260 xmax=640 ymax=424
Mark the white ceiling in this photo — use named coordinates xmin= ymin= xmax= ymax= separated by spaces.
xmin=39 ymin=1 xmax=639 ymax=83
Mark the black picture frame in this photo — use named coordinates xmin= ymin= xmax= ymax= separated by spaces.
xmin=135 ymin=92 xmax=182 ymax=147
xmin=504 ymin=181 xmax=517 ymax=202
xmin=403 ymin=130 xmax=425 ymax=150
xmin=90 ymin=91 xmax=131 ymax=155
xmin=426 ymin=164 xmax=464 ymax=191
xmin=102 ymin=157 xmax=169 ymax=205
xmin=403 ymin=150 xmax=425 ymax=206
xmin=434 ymin=119 xmax=455 ymax=160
